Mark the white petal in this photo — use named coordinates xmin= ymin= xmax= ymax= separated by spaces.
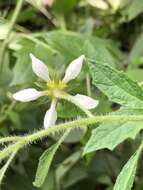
xmin=44 ymin=100 xmax=57 ymax=129
xmin=62 ymin=55 xmax=85 ymax=83
xmin=13 ymin=88 xmax=43 ymax=102
xmin=73 ymin=94 xmax=99 ymax=109
xmin=30 ymin=53 xmax=50 ymax=81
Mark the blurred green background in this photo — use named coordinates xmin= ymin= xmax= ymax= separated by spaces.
xmin=1 ymin=0 xmax=143 ymax=189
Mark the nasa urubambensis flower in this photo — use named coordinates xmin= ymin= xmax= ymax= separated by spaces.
xmin=13 ymin=54 xmax=99 ymax=129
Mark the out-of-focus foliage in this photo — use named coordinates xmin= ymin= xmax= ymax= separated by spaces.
xmin=1 ymin=0 xmax=143 ymax=190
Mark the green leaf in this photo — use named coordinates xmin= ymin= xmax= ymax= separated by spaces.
xmin=45 ymin=31 xmax=85 ymax=59
xmin=83 ymin=108 xmax=143 ymax=154
xmin=41 ymin=171 xmax=55 ymax=190
xmin=33 ymin=143 xmax=58 ymax=187
xmin=121 ymin=0 xmax=143 ymax=21
xmin=33 ymin=130 xmax=69 ymax=187
xmin=11 ymin=39 xmax=35 ymax=86
xmin=113 ymin=142 xmax=143 ymax=190
xmin=44 ymin=31 xmax=118 ymax=65
xmin=88 ymin=60 xmax=143 ymax=108
xmin=84 ymin=122 xmax=143 ymax=154
xmin=83 ymin=40 xmax=116 ymax=66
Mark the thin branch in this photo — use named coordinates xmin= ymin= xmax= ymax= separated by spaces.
xmin=0 ymin=0 xmax=23 ymax=72
xmin=0 ymin=151 xmax=17 ymax=184
xmin=0 ymin=136 xmax=22 ymax=144
xmin=86 ymin=74 xmax=91 ymax=96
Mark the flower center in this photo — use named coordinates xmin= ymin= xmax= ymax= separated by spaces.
xmin=46 ymin=80 xmax=67 ymax=98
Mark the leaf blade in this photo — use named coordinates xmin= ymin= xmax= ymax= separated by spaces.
xmin=33 ymin=130 xmax=69 ymax=188
xmin=83 ymin=108 xmax=143 ymax=155
xmin=88 ymin=60 xmax=143 ymax=108
xmin=113 ymin=142 xmax=143 ymax=190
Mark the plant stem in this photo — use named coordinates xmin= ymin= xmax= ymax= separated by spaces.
xmin=59 ymin=15 xmax=67 ymax=30
xmin=86 ymin=74 xmax=91 ymax=96
xmin=0 ymin=136 xmax=22 ymax=144
xmin=26 ymin=115 xmax=143 ymax=143
xmin=1 ymin=114 xmax=143 ymax=160
xmin=0 ymin=0 xmax=23 ymax=72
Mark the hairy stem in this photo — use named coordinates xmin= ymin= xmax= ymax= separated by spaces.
xmin=0 ymin=115 xmax=143 ymax=160
xmin=0 ymin=136 xmax=22 ymax=144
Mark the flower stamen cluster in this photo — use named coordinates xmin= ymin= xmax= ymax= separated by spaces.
xmin=46 ymin=80 xmax=67 ymax=98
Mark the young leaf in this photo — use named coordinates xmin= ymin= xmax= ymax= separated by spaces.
xmin=0 ymin=151 xmax=16 ymax=185
xmin=83 ymin=108 xmax=143 ymax=155
xmin=33 ymin=130 xmax=69 ymax=188
xmin=113 ymin=142 xmax=143 ymax=190
xmin=88 ymin=60 xmax=143 ymax=108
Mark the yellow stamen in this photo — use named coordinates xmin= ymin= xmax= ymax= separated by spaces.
xmin=46 ymin=80 xmax=67 ymax=98
xmin=47 ymin=80 xmax=67 ymax=90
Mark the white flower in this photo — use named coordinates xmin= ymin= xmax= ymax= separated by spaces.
xmin=13 ymin=54 xmax=99 ymax=129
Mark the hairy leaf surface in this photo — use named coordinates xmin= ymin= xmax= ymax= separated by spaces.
xmin=83 ymin=108 xmax=143 ymax=154
xmin=88 ymin=60 xmax=143 ymax=108
xmin=33 ymin=130 xmax=69 ymax=187
xmin=113 ymin=142 xmax=143 ymax=190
